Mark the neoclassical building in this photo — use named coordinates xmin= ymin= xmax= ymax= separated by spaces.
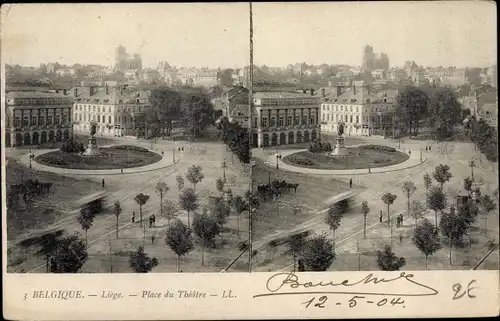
xmin=320 ymin=82 xmax=399 ymax=137
xmin=4 ymin=89 xmax=74 ymax=147
xmin=69 ymin=85 xmax=150 ymax=137
xmin=252 ymin=90 xmax=320 ymax=147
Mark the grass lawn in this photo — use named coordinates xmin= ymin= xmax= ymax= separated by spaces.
xmin=35 ymin=146 xmax=162 ymax=169
xmin=282 ymin=147 xmax=409 ymax=170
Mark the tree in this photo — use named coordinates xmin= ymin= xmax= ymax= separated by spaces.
xmin=36 ymin=230 xmax=64 ymax=272
xmin=413 ymin=218 xmax=442 ymax=270
xmin=129 ymin=246 xmax=159 ymax=273
xmin=376 ymin=245 xmax=406 ymax=271
xmin=231 ymin=195 xmax=247 ymax=236
xmin=361 ymin=201 xmax=370 ymax=239
xmin=395 ymin=86 xmax=430 ymax=135
xmin=430 ymin=88 xmax=462 ymax=138
xmin=77 ymin=206 xmax=95 ymax=248
xmin=176 ymin=175 xmax=184 ymax=194
xmin=186 ymin=165 xmax=204 ymax=191
xmin=463 ymin=177 xmax=473 ymax=196
xmin=215 ymin=178 xmax=225 ymax=196
xmin=286 ymin=232 xmax=308 ymax=272
xmin=114 ymin=200 xmax=122 ymax=239
xmin=49 ymin=233 xmax=88 ymax=273
xmin=134 ymin=193 xmax=150 ymax=227
xmin=426 ymin=186 xmax=447 ymax=227
xmin=458 ymin=200 xmax=479 ymax=227
xmin=410 ymin=200 xmax=427 ymax=227
xmin=423 ymin=173 xmax=432 ymax=194
xmin=301 ymin=233 xmax=335 ymax=271
xmin=401 ymin=181 xmax=417 ymax=216
xmin=155 ymin=181 xmax=169 ymax=217
xmin=211 ymin=199 xmax=231 ymax=232
xmin=163 ymin=199 xmax=179 ymax=229
xmin=439 ymin=211 xmax=468 ymax=265
xmin=433 ymin=164 xmax=452 ymax=190
xmin=179 ymin=91 xmax=214 ymax=139
xmin=165 ymin=219 xmax=194 ymax=272
xmin=325 ymin=204 xmax=343 ymax=243
xmin=179 ymin=188 xmax=199 ymax=229
xmin=381 ymin=193 xmax=397 ymax=225
xmin=479 ymin=194 xmax=496 ymax=234
xmin=147 ymin=87 xmax=182 ymax=137
xmin=192 ymin=210 xmax=220 ymax=266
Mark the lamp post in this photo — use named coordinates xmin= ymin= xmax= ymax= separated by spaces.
xmin=28 ymin=150 xmax=33 ymax=169
xmin=398 ymin=139 xmax=401 ymax=149
xmin=469 ymin=159 xmax=476 ymax=182
xmin=221 ymin=158 xmax=227 ymax=183
xmin=173 ymin=147 xmax=176 ymax=163
xmin=420 ymin=148 xmax=423 ymax=163
xmin=248 ymin=160 xmax=256 ymax=273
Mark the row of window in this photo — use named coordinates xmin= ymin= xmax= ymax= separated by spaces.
xmin=74 ymin=113 xmax=136 ymax=124
xmin=322 ymin=104 xmax=391 ymax=113
xmin=260 ymin=115 xmax=316 ymax=127
xmin=322 ymin=114 xmax=393 ymax=124
xmin=261 ymin=98 xmax=318 ymax=106
xmin=74 ymin=104 xmax=143 ymax=113
xmin=14 ymin=115 xmax=68 ymax=127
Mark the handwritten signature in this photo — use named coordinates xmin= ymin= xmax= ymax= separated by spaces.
xmin=253 ymin=272 xmax=439 ymax=298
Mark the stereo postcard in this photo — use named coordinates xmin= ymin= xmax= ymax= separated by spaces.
xmin=1 ymin=1 xmax=498 ymax=320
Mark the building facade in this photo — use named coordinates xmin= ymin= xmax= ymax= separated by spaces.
xmin=320 ymin=82 xmax=398 ymax=137
xmin=4 ymin=89 xmax=74 ymax=147
xmin=70 ymin=85 xmax=150 ymax=138
xmin=252 ymin=91 xmax=321 ymax=147
xmin=114 ymin=45 xmax=142 ymax=71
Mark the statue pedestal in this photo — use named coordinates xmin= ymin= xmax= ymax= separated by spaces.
xmin=83 ymin=135 xmax=100 ymax=156
xmin=330 ymin=135 xmax=348 ymax=155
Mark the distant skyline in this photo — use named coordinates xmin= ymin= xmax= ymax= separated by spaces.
xmin=1 ymin=2 xmax=496 ymax=70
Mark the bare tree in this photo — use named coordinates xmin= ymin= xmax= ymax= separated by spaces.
xmin=423 ymin=173 xmax=432 ymax=194
xmin=401 ymin=181 xmax=417 ymax=216
xmin=176 ymin=175 xmax=184 ymax=194
xmin=155 ymin=181 xmax=169 ymax=217
xmin=410 ymin=200 xmax=426 ymax=227
xmin=361 ymin=201 xmax=370 ymax=239
xmin=113 ymin=200 xmax=122 ymax=239
xmin=163 ymin=199 xmax=179 ymax=230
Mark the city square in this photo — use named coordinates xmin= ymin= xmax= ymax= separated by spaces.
xmin=3 ymin=3 xmax=498 ymax=277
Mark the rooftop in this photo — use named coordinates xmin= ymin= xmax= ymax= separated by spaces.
xmin=5 ymin=90 xmax=69 ymax=99
xmin=253 ymin=91 xmax=317 ymax=99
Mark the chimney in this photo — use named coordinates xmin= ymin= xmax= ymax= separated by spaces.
xmin=63 ymin=89 xmax=67 ymax=95
xmin=310 ymin=89 xmax=314 ymax=96
xmin=74 ymin=88 xmax=78 ymax=98
xmin=303 ymin=89 xmax=307 ymax=94
xmin=336 ymin=85 xmax=344 ymax=97
xmin=105 ymin=84 xmax=109 ymax=95
xmin=321 ymin=88 xmax=326 ymax=98
xmin=353 ymin=84 xmax=356 ymax=95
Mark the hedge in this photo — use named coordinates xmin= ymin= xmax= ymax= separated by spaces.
xmin=359 ymin=145 xmax=396 ymax=153
xmin=111 ymin=145 xmax=149 ymax=153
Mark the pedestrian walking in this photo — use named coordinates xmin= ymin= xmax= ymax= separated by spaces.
xmin=182 ymin=147 xmax=184 ymax=152
xmin=429 ymin=146 xmax=431 ymax=151
xmin=149 ymin=216 xmax=153 ymax=228
xmin=399 ymin=234 xmax=403 ymax=244
xmin=132 ymin=211 xmax=136 ymax=223
xmin=368 ymin=167 xmax=371 ymax=173
xmin=379 ymin=211 xmax=383 ymax=223
xmin=178 ymin=147 xmax=181 ymax=152
xmin=162 ymin=151 xmax=164 ymax=156
xmin=151 ymin=234 xmax=155 ymax=244
xmin=121 ymin=168 xmax=123 ymax=174
xmin=396 ymin=216 xmax=401 ymax=228
xmin=349 ymin=178 xmax=353 ymax=188
xmin=408 ymin=150 xmax=411 ymax=156
xmin=152 ymin=214 xmax=156 ymax=227
xmin=102 ymin=179 xmax=105 ymax=188
xmin=399 ymin=213 xmax=404 ymax=226
xmin=425 ymin=146 xmax=428 ymax=152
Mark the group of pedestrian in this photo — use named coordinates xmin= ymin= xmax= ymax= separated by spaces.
xmin=178 ymin=147 xmax=185 ymax=152
xmin=396 ymin=213 xmax=404 ymax=228
xmin=425 ymin=145 xmax=432 ymax=152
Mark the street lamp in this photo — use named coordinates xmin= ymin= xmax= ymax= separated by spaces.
xmin=469 ymin=159 xmax=476 ymax=182
xmin=173 ymin=146 xmax=176 ymax=163
xmin=420 ymin=148 xmax=423 ymax=163
xmin=221 ymin=158 xmax=227 ymax=183
xmin=28 ymin=150 xmax=33 ymax=169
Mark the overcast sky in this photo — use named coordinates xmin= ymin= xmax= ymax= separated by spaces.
xmin=1 ymin=2 xmax=496 ymax=69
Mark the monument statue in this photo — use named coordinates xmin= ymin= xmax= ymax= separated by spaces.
xmin=90 ymin=123 xmax=97 ymax=137
xmin=83 ymin=122 xmax=100 ymax=156
xmin=338 ymin=122 xmax=344 ymax=137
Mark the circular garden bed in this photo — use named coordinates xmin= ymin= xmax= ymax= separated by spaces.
xmin=35 ymin=145 xmax=162 ymax=170
xmin=282 ymin=144 xmax=409 ymax=170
